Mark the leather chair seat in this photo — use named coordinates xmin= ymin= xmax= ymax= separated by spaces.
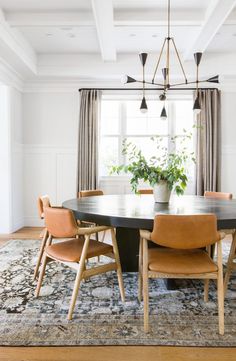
xmin=46 ymin=238 xmax=113 ymax=262
xmin=148 ymin=248 xmax=218 ymax=274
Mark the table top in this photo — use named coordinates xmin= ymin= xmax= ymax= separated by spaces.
xmin=62 ymin=194 xmax=236 ymax=230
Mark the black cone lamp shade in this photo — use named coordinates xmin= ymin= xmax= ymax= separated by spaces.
xmin=194 ymin=52 xmax=202 ymax=66
xmin=125 ymin=75 xmax=137 ymax=84
xmin=139 ymin=53 xmax=148 ymax=67
xmin=207 ymin=75 xmax=219 ymax=83
xmin=162 ymin=68 xmax=168 ymax=80
xmin=160 ymin=105 xmax=167 ymax=120
xmin=193 ymin=97 xmax=201 ymax=115
xmin=140 ymin=97 xmax=148 ymax=113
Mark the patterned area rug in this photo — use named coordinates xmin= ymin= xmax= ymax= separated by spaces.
xmin=0 ymin=239 xmax=236 ymax=346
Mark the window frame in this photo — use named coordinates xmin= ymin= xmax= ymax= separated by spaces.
xmin=99 ymin=93 xmax=194 ymax=183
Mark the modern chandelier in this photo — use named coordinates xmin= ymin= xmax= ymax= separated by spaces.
xmin=124 ymin=0 xmax=219 ymax=119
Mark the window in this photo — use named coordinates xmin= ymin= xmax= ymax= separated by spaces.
xmin=99 ymin=94 xmax=195 ymax=193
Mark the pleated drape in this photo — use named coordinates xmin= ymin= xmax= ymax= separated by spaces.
xmin=195 ymin=89 xmax=221 ymax=195
xmin=77 ymin=89 xmax=101 ymax=193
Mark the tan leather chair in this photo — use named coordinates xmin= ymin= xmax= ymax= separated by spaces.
xmin=78 ymin=190 xmax=104 ymax=198
xmin=224 ymin=234 xmax=236 ymax=296
xmin=139 ymin=214 xmax=225 ymax=335
xmin=138 ymin=189 xmax=153 ymax=194
xmin=204 ymin=191 xmax=232 ymax=200
xmin=204 ymin=191 xmax=236 ymax=296
xmin=35 ymin=207 xmax=125 ymax=320
xmin=78 ymin=189 xmax=106 ymax=243
xmin=34 ymin=195 xmax=51 ymax=280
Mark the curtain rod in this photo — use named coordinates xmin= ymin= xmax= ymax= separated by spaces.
xmin=78 ymin=87 xmax=218 ymax=92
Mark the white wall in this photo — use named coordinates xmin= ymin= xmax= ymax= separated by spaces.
xmin=221 ymin=90 xmax=236 ymax=195
xmin=23 ymin=91 xmax=79 ymax=226
xmin=0 ymin=85 xmax=24 ymax=233
xmin=10 ymin=87 xmax=24 ymax=231
xmin=0 ymin=85 xmax=11 ymax=233
xmin=20 ymin=84 xmax=236 ymax=227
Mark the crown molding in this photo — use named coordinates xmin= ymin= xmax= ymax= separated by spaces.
xmin=0 ymin=57 xmax=24 ymax=91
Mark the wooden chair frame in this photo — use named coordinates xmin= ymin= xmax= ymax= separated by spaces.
xmin=204 ymin=191 xmax=235 ymax=296
xmin=78 ymin=189 xmax=106 ymax=253
xmin=224 ymin=230 xmax=236 ymax=296
xmin=35 ymin=225 xmax=125 ymax=320
xmin=33 ymin=195 xmax=51 ymax=280
xmin=139 ymin=229 xmax=225 ymax=335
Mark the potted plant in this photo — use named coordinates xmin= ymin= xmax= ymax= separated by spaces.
xmin=110 ymin=133 xmax=195 ymax=203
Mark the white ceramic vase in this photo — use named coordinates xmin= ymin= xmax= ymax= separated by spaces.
xmin=153 ymin=181 xmax=171 ymax=203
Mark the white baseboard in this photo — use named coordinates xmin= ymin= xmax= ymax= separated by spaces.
xmin=11 ymin=218 xmax=25 ymax=232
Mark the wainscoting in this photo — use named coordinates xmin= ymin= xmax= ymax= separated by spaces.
xmin=23 ymin=145 xmax=77 ymax=226
xmin=23 ymin=142 xmax=236 ymax=227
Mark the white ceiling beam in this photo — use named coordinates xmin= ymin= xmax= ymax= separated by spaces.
xmin=5 ymin=11 xmax=94 ymax=27
xmin=0 ymin=9 xmax=37 ymax=75
xmin=184 ymin=0 xmax=236 ymax=60
xmin=115 ymin=9 xmax=204 ymax=26
xmin=5 ymin=9 xmax=205 ymax=28
xmin=91 ymin=0 xmax=116 ymax=62
xmin=225 ymin=8 xmax=236 ymax=23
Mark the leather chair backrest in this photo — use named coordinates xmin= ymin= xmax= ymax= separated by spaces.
xmin=204 ymin=191 xmax=233 ymax=200
xmin=44 ymin=207 xmax=78 ymax=238
xmin=138 ymin=189 xmax=153 ymax=194
xmin=37 ymin=195 xmax=51 ymax=219
xmin=78 ymin=190 xmax=104 ymax=198
xmin=151 ymin=214 xmax=219 ymax=249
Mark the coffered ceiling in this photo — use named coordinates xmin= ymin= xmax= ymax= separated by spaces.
xmin=0 ymin=0 xmax=235 ymax=82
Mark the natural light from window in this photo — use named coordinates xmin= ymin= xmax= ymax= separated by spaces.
xmin=99 ymin=95 xmax=195 ymax=193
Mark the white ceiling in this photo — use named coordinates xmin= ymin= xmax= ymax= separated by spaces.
xmin=0 ymin=0 xmax=235 ymax=56
xmin=0 ymin=0 xmax=236 ymax=81
xmin=113 ymin=0 xmax=208 ymax=10
xmin=19 ymin=26 xmax=100 ymax=53
xmin=0 ymin=0 xmax=91 ymax=11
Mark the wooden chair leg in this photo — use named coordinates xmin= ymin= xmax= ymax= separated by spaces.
xmin=224 ymin=231 xmax=236 ymax=296
xmin=35 ymin=234 xmax=52 ymax=297
xmin=110 ymin=228 xmax=125 ymax=302
xmin=35 ymin=254 xmax=49 ymax=297
xmin=33 ymin=229 xmax=48 ymax=280
xmin=143 ymin=238 xmax=149 ymax=333
xmin=138 ymin=237 xmax=143 ymax=302
xmin=67 ymin=235 xmax=90 ymax=320
xmin=100 ymin=230 xmax=106 ymax=243
xmin=204 ymin=279 xmax=209 ymax=302
xmin=217 ymin=240 xmax=224 ymax=335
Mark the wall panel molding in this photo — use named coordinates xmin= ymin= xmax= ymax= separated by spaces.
xmin=23 ymin=144 xmax=77 ymax=226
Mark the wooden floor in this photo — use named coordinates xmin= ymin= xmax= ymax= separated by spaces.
xmin=0 ymin=227 xmax=235 ymax=361
xmin=1 ymin=346 xmax=236 ymax=361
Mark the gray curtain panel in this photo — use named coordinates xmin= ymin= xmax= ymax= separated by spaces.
xmin=77 ymin=89 xmax=101 ymax=193
xmin=195 ymin=89 xmax=221 ymax=195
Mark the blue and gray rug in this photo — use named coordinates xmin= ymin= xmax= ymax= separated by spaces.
xmin=0 ymin=239 xmax=236 ymax=346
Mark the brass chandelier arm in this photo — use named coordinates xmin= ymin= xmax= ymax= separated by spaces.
xmin=143 ymin=80 xmax=165 ymax=87
xmin=135 ymin=79 xmax=164 ymax=87
xmin=171 ymin=38 xmax=188 ymax=84
xmin=152 ymin=38 xmax=167 ymax=84
xmin=169 ymin=79 xmax=210 ymax=88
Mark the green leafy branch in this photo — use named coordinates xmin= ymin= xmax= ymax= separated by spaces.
xmin=110 ymin=132 xmax=195 ymax=195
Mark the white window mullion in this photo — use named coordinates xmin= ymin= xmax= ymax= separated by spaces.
xmin=168 ymin=101 xmax=176 ymax=154
xmin=119 ymin=101 xmax=126 ymax=165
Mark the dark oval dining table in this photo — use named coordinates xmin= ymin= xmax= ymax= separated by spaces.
xmin=63 ymin=194 xmax=236 ymax=272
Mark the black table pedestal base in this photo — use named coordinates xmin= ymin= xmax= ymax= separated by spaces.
xmin=116 ymin=227 xmax=176 ymax=290
xmin=116 ymin=227 xmax=139 ymax=272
